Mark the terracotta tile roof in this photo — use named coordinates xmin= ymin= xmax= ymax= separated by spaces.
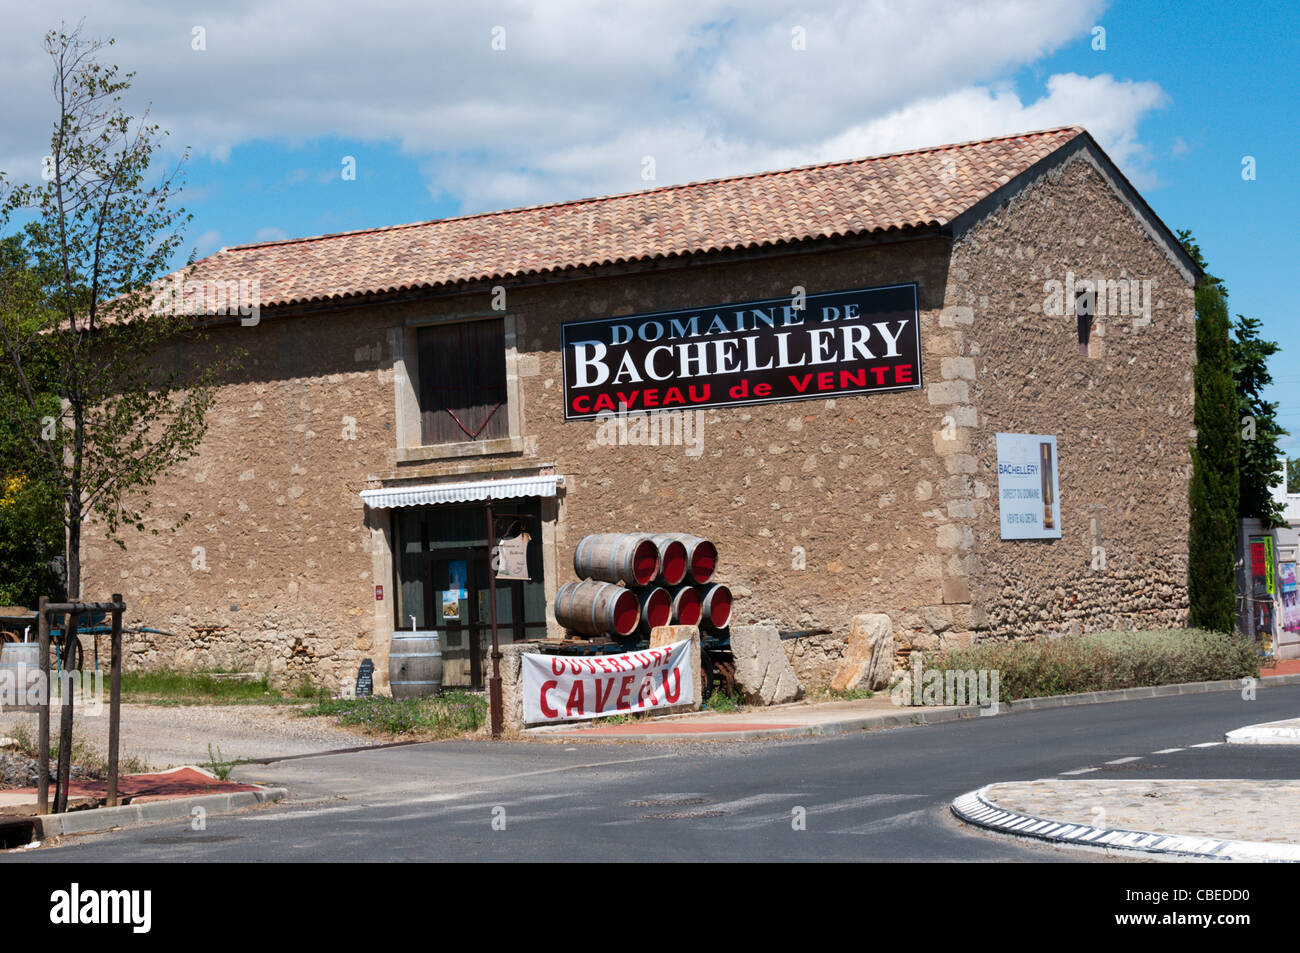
xmin=184 ymin=126 xmax=1085 ymax=309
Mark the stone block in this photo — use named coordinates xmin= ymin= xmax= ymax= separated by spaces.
xmin=829 ymin=614 xmax=895 ymax=693
xmin=926 ymin=380 xmax=969 ymax=405
xmin=729 ymin=624 xmax=803 ymax=706
xmin=649 ymin=625 xmax=703 ymax=712
xmin=942 ymin=576 xmax=971 ymax=604
xmin=940 ymin=356 xmax=976 ymax=380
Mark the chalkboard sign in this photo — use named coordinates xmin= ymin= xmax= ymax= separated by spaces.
xmin=356 ymin=658 xmax=374 ymax=698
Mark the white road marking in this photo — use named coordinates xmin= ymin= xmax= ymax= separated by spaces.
xmin=1060 ymin=767 xmax=1098 ymax=775
xmin=1105 ymin=756 xmax=1142 ymax=764
xmin=1190 ymin=742 xmax=1223 ymax=748
xmin=1152 ymin=747 xmax=1183 ymax=754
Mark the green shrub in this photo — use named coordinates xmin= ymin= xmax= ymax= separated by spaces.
xmin=923 ymin=628 xmax=1257 ymax=702
xmin=303 ymin=690 xmax=487 ymax=738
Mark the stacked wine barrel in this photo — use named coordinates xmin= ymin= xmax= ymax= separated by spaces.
xmin=555 ymin=532 xmax=732 ymax=638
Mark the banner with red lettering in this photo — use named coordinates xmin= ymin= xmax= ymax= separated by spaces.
xmin=522 ymin=639 xmax=694 ymax=723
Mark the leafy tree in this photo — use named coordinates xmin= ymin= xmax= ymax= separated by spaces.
xmin=0 ymin=234 xmax=64 ymax=607
xmin=0 ymin=27 xmax=231 ymax=602
xmin=1233 ymin=315 xmax=1286 ymax=525
xmin=1180 ymin=230 xmax=1239 ymax=633
xmin=1288 ymin=457 xmax=1300 ymax=494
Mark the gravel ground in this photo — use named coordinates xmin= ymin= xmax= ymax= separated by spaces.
xmin=0 ymin=703 xmax=380 ymax=770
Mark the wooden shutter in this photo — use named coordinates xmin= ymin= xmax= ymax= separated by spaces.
xmin=418 ymin=319 xmax=508 ymax=444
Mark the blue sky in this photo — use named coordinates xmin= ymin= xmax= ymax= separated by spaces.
xmin=1 ymin=1 xmax=1296 ymax=442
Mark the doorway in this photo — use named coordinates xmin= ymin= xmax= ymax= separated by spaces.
xmin=392 ymin=501 xmax=546 ymax=689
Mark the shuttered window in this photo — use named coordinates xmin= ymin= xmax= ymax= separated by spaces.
xmin=417 ymin=319 xmax=508 ymax=444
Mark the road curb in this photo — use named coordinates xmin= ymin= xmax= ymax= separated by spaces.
xmin=951 ymin=786 xmax=1300 ymax=862
xmin=533 ymin=673 xmax=1299 ymax=742
xmin=32 ymin=786 xmax=288 ymax=840
xmin=1225 ymin=719 xmax=1300 ymax=745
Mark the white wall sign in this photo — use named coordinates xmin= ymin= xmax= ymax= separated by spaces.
xmin=996 ymin=433 xmax=1061 ymax=540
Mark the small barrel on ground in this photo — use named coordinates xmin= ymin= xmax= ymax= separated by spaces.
xmin=668 ymin=585 xmax=702 ymax=627
xmin=698 ymin=583 xmax=732 ymax=630
xmin=388 ymin=632 xmax=443 ymax=699
xmin=651 ymin=533 xmax=717 ymax=585
xmin=574 ymin=534 xmax=661 ymax=586
xmin=635 ymin=587 xmax=673 ymax=636
xmin=555 ymin=580 xmax=641 ymax=637
xmin=0 ymin=641 xmax=41 ymax=709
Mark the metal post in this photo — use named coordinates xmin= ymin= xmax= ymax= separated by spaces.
xmin=486 ymin=503 xmax=503 ymax=739
xmin=36 ymin=596 xmax=49 ymax=815
xmin=106 ymin=594 xmax=123 ymax=807
xmin=54 ymin=609 xmax=77 ymax=815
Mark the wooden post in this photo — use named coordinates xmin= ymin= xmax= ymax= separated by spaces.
xmin=54 ymin=609 xmax=77 ymax=815
xmin=36 ymin=596 xmax=49 ymax=815
xmin=486 ymin=503 xmax=503 ymax=739
xmin=106 ymin=594 xmax=123 ymax=807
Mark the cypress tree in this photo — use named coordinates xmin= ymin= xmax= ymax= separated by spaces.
xmin=1187 ymin=278 xmax=1239 ymax=632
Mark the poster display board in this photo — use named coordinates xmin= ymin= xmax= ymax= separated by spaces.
xmin=1249 ymin=536 xmax=1276 ymax=643
xmin=1278 ymin=562 xmax=1300 ymax=633
xmin=995 ymin=433 xmax=1061 ymax=539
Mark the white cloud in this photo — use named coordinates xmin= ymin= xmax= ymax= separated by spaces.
xmin=0 ymin=0 xmax=1172 ymax=217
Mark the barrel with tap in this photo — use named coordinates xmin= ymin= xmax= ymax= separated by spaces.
xmin=698 ymin=583 xmax=732 ymax=630
xmin=651 ymin=533 xmax=717 ymax=585
xmin=555 ymin=580 xmax=641 ymax=637
xmin=388 ymin=632 xmax=443 ymax=699
xmin=574 ymin=534 xmax=660 ymax=587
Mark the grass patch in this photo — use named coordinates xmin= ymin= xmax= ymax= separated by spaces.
xmin=705 ymin=689 xmax=745 ymax=713
xmin=118 ymin=669 xmax=312 ymax=705
xmin=919 ymin=628 xmax=1258 ymax=703
xmin=303 ymin=690 xmax=487 ymax=739
xmin=202 ymin=743 xmax=239 ymax=781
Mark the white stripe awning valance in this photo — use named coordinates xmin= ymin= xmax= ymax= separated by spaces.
xmin=360 ymin=475 xmax=564 ymax=509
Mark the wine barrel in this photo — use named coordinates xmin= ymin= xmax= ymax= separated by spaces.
xmin=555 ymin=581 xmax=641 ymax=637
xmin=668 ymin=585 xmax=702 ymax=626
xmin=698 ymin=583 xmax=733 ymax=630
xmin=0 ymin=642 xmax=42 ymax=709
xmin=635 ymin=587 xmax=672 ymax=636
xmin=388 ymin=632 xmax=443 ymax=699
xmin=653 ymin=538 xmax=689 ymax=586
xmin=651 ymin=533 xmax=718 ymax=584
xmin=574 ymin=534 xmax=660 ymax=586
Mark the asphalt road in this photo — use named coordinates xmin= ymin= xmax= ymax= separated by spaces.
xmin=7 ymin=683 xmax=1299 ymax=862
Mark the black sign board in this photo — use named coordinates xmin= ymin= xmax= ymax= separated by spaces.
xmin=561 ymin=283 xmax=921 ymax=420
xmin=356 ymin=658 xmax=374 ymax=698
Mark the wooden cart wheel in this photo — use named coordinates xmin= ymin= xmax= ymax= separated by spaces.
xmin=58 ymin=635 xmax=83 ymax=673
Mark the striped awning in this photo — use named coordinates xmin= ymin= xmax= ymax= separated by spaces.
xmin=360 ymin=475 xmax=564 ymax=509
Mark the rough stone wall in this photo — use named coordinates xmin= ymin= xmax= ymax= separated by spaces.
xmin=81 ymin=309 xmax=399 ymax=691
xmin=943 ymin=153 xmax=1195 ymax=647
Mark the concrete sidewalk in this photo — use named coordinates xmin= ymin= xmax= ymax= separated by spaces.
xmin=954 ymin=779 xmax=1300 ymax=861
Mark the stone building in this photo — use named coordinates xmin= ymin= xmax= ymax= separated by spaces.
xmin=83 ymin=126 xmax=1201 ymax=692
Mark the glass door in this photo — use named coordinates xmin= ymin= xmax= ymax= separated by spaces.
xmin=393 ymin=501 xmax=547 ymax=690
